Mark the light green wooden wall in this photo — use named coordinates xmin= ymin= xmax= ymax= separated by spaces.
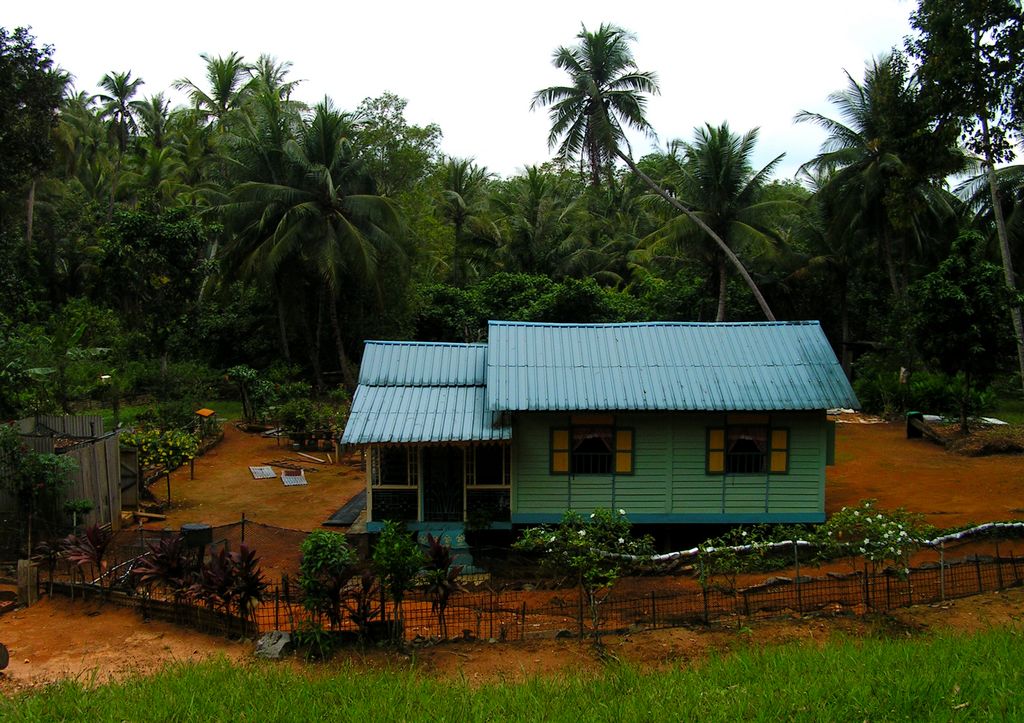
xmin=511 ymin=411 xmax=827 ymax=522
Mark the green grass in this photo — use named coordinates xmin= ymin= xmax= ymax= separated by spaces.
xmin=989 ymin=397 xmax=1024 ymax=425
xmin=77 ymin=399 xmax=244 ymax=431
xmin=4 ymin=628 xmax=1024 ymax=721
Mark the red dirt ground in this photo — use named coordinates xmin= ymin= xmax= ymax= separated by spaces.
xmin=145 ymin=423 xmax=366 ymax=531
xmin=827 ymin=420 xmax=1024 ymax=527
xmin=3 ymin=415 xmax=1023 ymax=692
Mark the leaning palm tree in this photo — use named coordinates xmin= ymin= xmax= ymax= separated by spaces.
xmin=224 ymin=100 xmax=406 ymax=388
xmin=644 ymin=123 xmax=788 ymax=321
xmin=532 ymin=23 xmax=776 ymax=320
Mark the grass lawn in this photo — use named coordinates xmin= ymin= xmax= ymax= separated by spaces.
xmin=77 ymin=399 xmax=244 ymax=431
xmin=4 ymin=627 xmax=1023 ymax=721
xmin=990 ymin=396 xmax=1024 ymax=425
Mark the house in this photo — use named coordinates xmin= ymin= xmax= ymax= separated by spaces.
xmin=341 ymin=320 xmax=859 ymax=533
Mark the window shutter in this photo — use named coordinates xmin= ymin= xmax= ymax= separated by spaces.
xmin=770 ymin=429 xmax=789 ymax=473
xmin=707 ymin=428 xmax=725 ymax=474
xmin=614 ymin=429 xmax=634 ymax=474
xmin=551 ymin=428 xmax=570 ymax=474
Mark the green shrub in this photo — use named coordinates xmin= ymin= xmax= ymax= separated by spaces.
xmin=298 ymin=530 xmax=355 ymax=628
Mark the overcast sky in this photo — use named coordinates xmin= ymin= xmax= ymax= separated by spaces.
xmin=15 ymin=0 xmax=915 ymax=180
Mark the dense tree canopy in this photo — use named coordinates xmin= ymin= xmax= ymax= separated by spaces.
xmin=0 ymin=3 xmax=1022 ymax=421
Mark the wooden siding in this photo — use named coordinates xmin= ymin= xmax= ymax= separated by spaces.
xmin=5 ymin=416 xmax=123 ymax=530
xmin=512 ymin=411 xmax=826 ymax=522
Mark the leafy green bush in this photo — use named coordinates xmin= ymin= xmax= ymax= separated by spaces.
xmin=372 ymin=521 xmax=424 ymax=642
xmin=299 ymin=530 xmax=355 ymax=628
xmin=812 ymin=499 xmax=934 ymax=573
xmin=121 ymin=426 xmax=199 ymax=470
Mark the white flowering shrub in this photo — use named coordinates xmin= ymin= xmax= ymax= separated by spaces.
xmin=696 ymin=525 xmax=779 ymax=593
xmin=514 ymin=508 xmax=654 ymax=645
xmin=813 ymin=499 xmax=934 ymax=573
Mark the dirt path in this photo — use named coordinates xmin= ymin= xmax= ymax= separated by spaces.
xmin=151 ymin=424 xmax=366 ymax=531
xmin=0 ymin=596 xmax=247 ymax=694
xmin=827 ymin=421 xmax=1024 ymax=527
xmin=4 ymin=586 xmax=1024 ymax=692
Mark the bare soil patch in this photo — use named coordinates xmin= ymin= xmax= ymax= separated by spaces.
xmin=144 ymin=423 xmax=366 ymax=532
xmin=826 ymin=421 xmax=1024 ymax=527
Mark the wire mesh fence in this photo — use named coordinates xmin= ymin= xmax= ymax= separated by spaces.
xmin=247 ymin=539 xmax=1024 ymax=643
xmin=35 ymin=522 xmax=1024 ymax=646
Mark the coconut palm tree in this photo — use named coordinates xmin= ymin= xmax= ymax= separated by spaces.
xmin=643 ymin=124 xmax=788 ymax=321
xmin=533 ymin=23 xmax=776 ymax=320
xmin=93 ymin=70 xmax=144 ymax=155
xmin=224 ymin=100 xmax=405 ymax=388
xmin=795 ymin=53 xmax=964 ymax=301
xmin=174 ymin=51 xmax=252 ymax=128
xmin=93 ymin=70 xmax=145 ymax=215
xmin=438 ymin=156 xmax=497 ymax=284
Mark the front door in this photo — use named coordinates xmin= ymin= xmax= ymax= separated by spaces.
xmin=423 ymin=446 xmax=464 ymax=522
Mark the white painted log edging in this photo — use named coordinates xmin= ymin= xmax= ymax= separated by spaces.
xmin=615 ymin=522 xmax=1024 ymax=563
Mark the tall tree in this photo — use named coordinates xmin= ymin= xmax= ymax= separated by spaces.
xmin=93 ymin=70 xmax=144 ymax=215
xmin=224 ymin=100 xmax=405 ymax=388
xmin=532 ymin=23 xmax=776 ymax=320
xmin=644 ymin=123 xmax=787 ymax=321
xmin=173 ymin=51 xmax=252 ymax=128
xmin=437 ymin=156 xmax=496 ymax=284
xmin=909 ymin=0 xmax=1024 ymax=394
xmin=0 ymin=27 xmax=65 ymax=240
xmin=796 ymin=53 xmax=964 ymax=302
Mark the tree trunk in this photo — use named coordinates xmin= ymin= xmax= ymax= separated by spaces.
xmin=25 ymin=179 xmax=35 ymax=251
xmin=980 ymin=116 xmax=1024 ymax=396
xmin=715 ymin=255 xmax=728 ymax=322
xmin=326 ymin=283 xmax=357 ymax=391
xmin=615 ymin=148 xmax=776 ymax=321
xmin=880 ymin=227 xmax=901 ymax=300
xmin=275 ymin=292 xmax=292 ymax=363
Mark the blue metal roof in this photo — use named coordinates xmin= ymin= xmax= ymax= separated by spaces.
xmin=486 ymin=321 xmax=859 ymax=412
xmin=358 ymin=341 xmax=486 ymax=386
xmin=342 ymin=341 xmax=508 ymax=445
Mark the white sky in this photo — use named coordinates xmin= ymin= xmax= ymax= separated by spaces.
xmin=15 ymin=0 xmax=915 ymax=180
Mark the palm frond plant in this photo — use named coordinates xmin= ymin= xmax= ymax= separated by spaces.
xmin=423 ymin=533 xmax=464 ymax=640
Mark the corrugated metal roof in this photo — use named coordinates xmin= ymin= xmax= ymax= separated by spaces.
xmin=358 ymin=341 xmax=486 ymax=386
xmin=343 ymin=341 xmax=507 ymax=444
xmin=486 ymin=321 xmax=859 ymax=412
xmin=341 ymin=385 xmax=510 ymax=444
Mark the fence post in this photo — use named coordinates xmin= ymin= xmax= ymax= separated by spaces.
xmin=241 ymin=513 xmax=246 ymax=544
xmin=488 ymin=590 xmax=494 ymax=640
xmin=862 ymin=564 xmax=870 ymax=611
xmin=650 ymin=591 xmax=657 ymax=629
xmin=975 ymin=555 xmax=983 ymax=593
xmin=1011 ymin=550 xmax=1021 ymax=585
xmin=702 ymin=586 xmax=710 ymax=626
xmin=794 ymin=541 xmax=803 ymax=615
xmin=885 ymin=572 xmax=891 ymax=610
xmin=274 ymin=587 xmax=280 ymax=630
xmin=939 ymin=543 xmax=946 ymax=601
xmin=995 ymin=541 xmax=1004 ymax=590
xmin=165 ymin=472 xmax=172 ymax=508
xmin=577 ymin=586 xmax=584 ymax=638
xmin=521 ymin=601 xmax=526 ymax=641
